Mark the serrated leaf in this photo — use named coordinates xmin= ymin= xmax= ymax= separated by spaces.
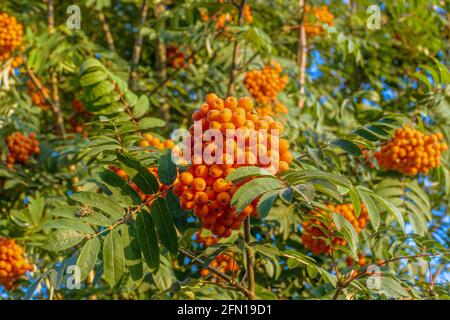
xmin=136 ymin=210 xmax=160 ymax=271
xmin=257 ymin=190 xmax=278 ymax=219
xmin=133 ymin=95 xmax=150 ymax=118
xmin=99 ymin=170 xmax=142 ymax=206
xmin=77 ymin=237 xmax=100 ymax=280
xmin=356 ymin=187 xmax=380 ymax=231
xmin=119 ymin=224 xmax=145 ymax=286
xmin=331 ymin=139 xmax=362 ymax=156
xmin=158 ymin=150 xmax=177 ymax=185
xmin=103 ymin=230 xmax=125 ymax=287
xmin=80 ymin=70 xmax=107 ymax=87
xmin=43 ymin=218 xmax=95 ymax=234
xmin=71 ymin=192 xmax=124 ymax=220
xmin=231 ymin=177 xmax=284 ymax=213
xmin=225 ymin=166 xmax=272 ymax=182
xmin=138 ymin=117 xmax=165 ymax=130
xmin=44 ymin=230 xmax=85 ymax=252
xmin=151 ymin=198 xmax=178 ymax=255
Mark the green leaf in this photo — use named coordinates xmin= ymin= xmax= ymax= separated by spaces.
xmin=99 ymin=170 xmax=142 ymax=206
xmin=231 ymin=177 xmax=284 ymax=213
xmin=136 ymin=210 xmax=160 ymax=271
xmin=103 ymin=230 xmax=125 ymax=287
xmin=77 ymin=237 xmax=100 ymax=280
xmin=27 ymin=192 xmax=45 ymax=226
xmin=119 ymin=224 xmax=145 ymax=286
xmin=44 ymin=230 xmax=85 ymax=252
xmin=151 ymin=198 xmax=178 ymax=255
xmin=43 ymin=219 xmax=95 ymax=234
xmin=117 ymin=151 xmax=159 ymax=195
xmin=356 ymin=187 xmax=380 ymax=231
xmin=133 ymin=95 xmax=150 ymax=118
xmin=80 ymin=70 xmax=107 ymax=87
xmin=158 ymin=150 xmax=177 ymax=186
xmin=89 ymin=80 xmax=114 ymax=100
xmin=330 ymin=139 xmax=362 ymax=156
xmin=79 ymin=58 xmax=105 ymax=75
xmin=71 ymin=192 xmax=124 ymax=221
xmin=138 ymin=117 xmax=165 ymax=130
xmin=349 ymin=188 xmax=361 ymax=217
xmin=225 ymin=166 xmax=272 ymax=183
xmin=257 ymin=190 xmax=278 ymax=219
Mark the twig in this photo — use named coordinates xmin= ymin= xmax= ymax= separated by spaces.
xmin=148 ymin=50 xmax=197 ymax=96
xmin=24 ymin=59 xmax=65 ymax=136
xmin=296 ymin=0 xmax=308 ymax=109
xmin=154 ymin=2 xmax=170 ymax=124
xmin=244 ymin=217 xmax=256 ymax=300
xmin=47 ymin=0 xmax=55 ymax=33
xmin=128 ymin=0 xmax=150 ymax=91
xmin=97 ymin=11 xmax=115 ymax=51
xmin=330 ymin=252 xmax=448 ymax=299
xmin=51 ymin=71 xmax=66 ymax=137
xmin=178 ymin=248 xmax=253 ymax=299
xmin=226 ymin=0 xmax=247 ymax=96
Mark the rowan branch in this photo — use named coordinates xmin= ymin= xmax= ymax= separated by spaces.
xmin=243 ymin=217 xmax=256 ymax=300
xmin=179 ymin=248 xmax=253 ymax=300
xmin=97 ymin=11 xmax=115 ymax=51
xmin=128 ymin=0 xmax=150 ymax=91
xmin=296 ymin=0 xmax=308 ymax=109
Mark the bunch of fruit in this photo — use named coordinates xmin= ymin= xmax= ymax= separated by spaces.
xmin=68 ymin=98 xmax=92 ymax=137
xmin=4 ymin=131 xmax=40 ymax=169
xmin=0 ymin=12 xmax=24 ymax=68
xmin=244 ymin=62 xmax=288 ymax=103
xmin=166 ymin=45 xmax=187 ymax=69
xmin=199 ymin=252 xmax=240 ymax=282
xmin=139 ymin=133 xmax=175 ymax=151
xmin=200 ymin=2 xmax=253 ymax=31
xmin=195 ymin=229 xmax=219 ymax=247
xmin=304 ymin=5 xmax=334 ymax=37
xmin=172 ymin=94 xmax=293 ymax=238
xmin=346 ymin=253 xmax=366 ymax=268
xmin=302 ymin=203 xmax=369 ymax=255
xmin=0 ymin=238 xmax=33 ymax=291
xmin=256 ymin=102 xmax=289 ymax=118
xmin=373 ymin=127 xmax=448 ymax=175
xmin=27 ymin=81 xmax=51 ymax=110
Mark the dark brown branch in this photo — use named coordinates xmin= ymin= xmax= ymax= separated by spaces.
xmin=128 ymin=0 xmax=150 ymax=91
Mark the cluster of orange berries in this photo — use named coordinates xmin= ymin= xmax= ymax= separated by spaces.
xmin=256 ymin=102 xmax=289 ymax=118
xmin=172 ymin=94 xmax=293 ymax=238
xmin=302 ymin=203 xmax=369 ymax=255
xmin=0 ymin=238 xmax=33 ymax=291
xmin=200 ymin=2 xmax=253 ymax=31
xmin=304 ymin=5 xmax=335 ymax=37
xmin=0 ymin=13 xmax=24 ymax=68
xmin=27 ymin=81 xmax=51 ymax=111
xmin=199 ymin=252 xmax=240 ymax=281
xmin=346 ymin=253 xmax=366 ymax=268
xmin=373 ymin=128 xmax=448 ymax=176
xmin=244 ymin=62 xmax=288 ymax=103
xmin=138 ymin=133 xmax=175 ymax=151
xmin=4 ymin=131 xmax=40 ymax=169
xmin=166 ymin=45 xmax=190 ymax=69
xmin=68 ymin=98 xmax=92 ymax=136
xmin=195 ymin=230 xmax=219 ymax=248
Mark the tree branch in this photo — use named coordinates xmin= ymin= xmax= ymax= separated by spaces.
xmin=97 ymin=11 xmax=115 ymax=51
xmin=179 ymin=248 xmax=253 ymax=299
xmin=296 ymin=0 xmax=308 ymax=109
xmin=244 ymin=217 xmax=256 ymax=300
xmin=128 ymin=0 xmax=150 ymax=91
xmin=226 ymin=0 xmax=247 ymax=97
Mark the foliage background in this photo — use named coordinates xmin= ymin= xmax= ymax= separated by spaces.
xmin=0 ymin=0 xmax=449 ymax=300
